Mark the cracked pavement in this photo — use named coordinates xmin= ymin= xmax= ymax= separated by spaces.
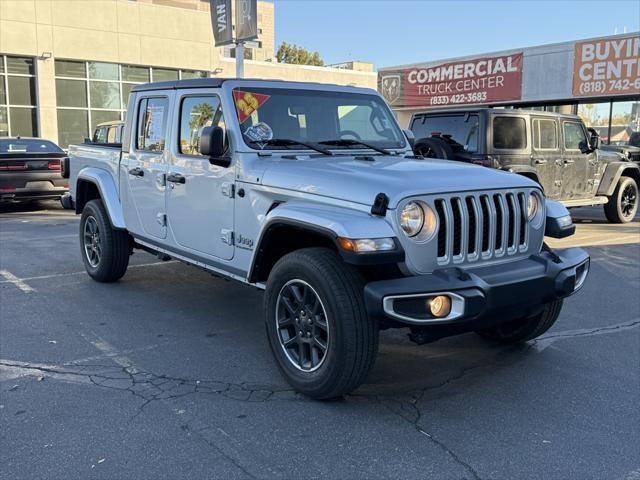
xmin=1 ymin=202 xmax=639 ymax=479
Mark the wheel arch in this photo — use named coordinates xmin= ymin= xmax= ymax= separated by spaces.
xmin=75 ymin=167 xmax=126 ymax=229
xmin=508 ymin=166 xmax=541 ymax=185
xmin=597 ymin=162 xmax=640 ymax=196
xmin=248 ymin=202 xmax=402 ymax=284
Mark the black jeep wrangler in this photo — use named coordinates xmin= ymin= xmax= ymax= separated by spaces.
xmin=409 ymin=108 xmax=639 ymax=223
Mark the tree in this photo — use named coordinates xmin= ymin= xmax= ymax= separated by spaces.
xmin=276 ymin=41 xmax=324 ymax=66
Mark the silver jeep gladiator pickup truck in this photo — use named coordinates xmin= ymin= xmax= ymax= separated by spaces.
xmin=63 ymin=78 xmax=589 ymax=399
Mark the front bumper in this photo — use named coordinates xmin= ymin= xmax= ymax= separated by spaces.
xmin=364 ymin=247 xmax=589 ymax=330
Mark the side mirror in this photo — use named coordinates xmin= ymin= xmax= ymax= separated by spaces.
xmin=587 ymin=128 xmax=600 ymax=150
xmin=199 ymin=126 xmax=230 ymax=167
xmin=578 ymin=140 xmax=590 ymax=154
xmin=403 ymin=129 xmax=415 ymax=149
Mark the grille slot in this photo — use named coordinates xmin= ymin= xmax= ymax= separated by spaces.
xmin=465 ymin=197 xmax=477 ymax=255
xmin=433 ymin=190 xmax=531 ymax=265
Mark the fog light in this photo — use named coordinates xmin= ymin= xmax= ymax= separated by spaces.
xmin=428 ymin=295 xmax=451 ymax=318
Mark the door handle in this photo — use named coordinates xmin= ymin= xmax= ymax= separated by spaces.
xmin=533 ymin=158 xmax=547 ymax=165
xmin=167 ymin=173 xmax=186 ymax=184
xmin=128 ymin=167 xmax=144 ymax=177
xmin=563 ymin=159 xmax=575 ymax=165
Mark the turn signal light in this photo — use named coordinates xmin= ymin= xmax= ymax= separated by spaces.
xmin=337 ymin=237 xmax=395 ymax=253
xmin=427 ymin=295 xmax=452 ymax=318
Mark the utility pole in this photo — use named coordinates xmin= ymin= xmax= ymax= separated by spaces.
xmin=236 ymin=42 xmax=245 ymax=79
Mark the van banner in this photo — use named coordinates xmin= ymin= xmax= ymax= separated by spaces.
xmin=209 ymin=0 xmax=233 ymax=46
xmin=379 ymin=53 xmax=523 ymax=108
xmin=573 ymin=34 xmax=640 ymax=97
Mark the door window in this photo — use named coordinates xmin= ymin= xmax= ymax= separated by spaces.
xmin=493 ymin=116 xmax=526 ymax=149
xmin=563 ymin=122 xmax=587 ymax=151
xmin=533 ymin=119 xmax=558 ymax=150
xmin=178 ymin=95 xmax=226 ymax=156
xmin=136 ymin=97 xmax=168 ymax=152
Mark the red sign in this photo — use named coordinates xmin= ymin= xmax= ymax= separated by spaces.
xmin=573 ymin=35 xmax=640 ymax=97
xmin=380 ymin=53 xmax=523 ymax=108
xmin=233 ymin=90 xmax=270 ymax=123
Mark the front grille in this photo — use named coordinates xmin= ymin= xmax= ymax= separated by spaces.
xmin=434 ymin=190 xmax=530 ymax=265
xmin=630 ymin=152 xmax=640 ymax=163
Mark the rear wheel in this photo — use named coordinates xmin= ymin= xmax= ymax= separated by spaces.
xmin=475 ymin=299 xmax=563 ymax=344
xmin=264 ymin=248 xmax=378 ymax=399
xmin=80 ymin=199 xmax=130 ymax=282
xmin=604 ymin=176 xmax=638 ymax=223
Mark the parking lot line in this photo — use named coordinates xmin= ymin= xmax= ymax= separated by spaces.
xmin=0 ymin=260 xmax=178 ymax=285
xmin=79 ymin=331 xmax=140 ymax=374
xmin=0 ymin=270 xmax=35 ymax=293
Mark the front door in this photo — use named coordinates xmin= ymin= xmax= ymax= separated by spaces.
xmin=166 ymin=93 xmax=234 ymax=260
xmin=561 ymin=121 xmax=595 ymax=200
xmin=123 ymin=95 xmax=171 ymax=239
xmin=531 ymin=117 xmax=563 ymax=199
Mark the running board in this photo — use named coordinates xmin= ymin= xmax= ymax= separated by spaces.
xmin=561 ymin=196 xmax=609 ymax=208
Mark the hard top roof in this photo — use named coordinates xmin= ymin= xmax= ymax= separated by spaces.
xmin=131 ymin=77 xmax=362 ymax=93
xmin=413 ymin=107 xmax=580 ymax=120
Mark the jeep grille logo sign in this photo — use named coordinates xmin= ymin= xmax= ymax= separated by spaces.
xmin=235 ymin=0 xmax=258 ymax=42
xmin=573 ymin=34 xmax=640 ymax=97
xmin=379 ymin=53 xmax=523 ymax=108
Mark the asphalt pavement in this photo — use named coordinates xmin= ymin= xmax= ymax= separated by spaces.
xmin=0 ymin=201 xmax=638 ymax=480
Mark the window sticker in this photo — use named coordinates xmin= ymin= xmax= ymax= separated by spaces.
xmin=244 ymin=122 xmax=273 ymax=143
xmin=233 ymin=90 xmax=270 ymax=123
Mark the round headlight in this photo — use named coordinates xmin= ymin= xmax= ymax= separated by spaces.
xmin=527 ymin=194 xmax=539 ymax=221
xmin=400 ymin=202 xmax=424 ymax=237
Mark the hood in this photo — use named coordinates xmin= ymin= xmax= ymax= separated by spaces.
xmin=259 ymin=154 xmax=538 ymax=208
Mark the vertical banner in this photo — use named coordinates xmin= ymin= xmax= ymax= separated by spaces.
xmin=235 ymin=0 xmax=258 ymax=42
xmin=210 ymin=0 xmax=233 ymax=46
xmin=573 ymin=34 xmax=640 ymax=97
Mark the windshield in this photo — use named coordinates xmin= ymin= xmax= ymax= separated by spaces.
xmin=233 ymin=88 xmax=406 ymax=151
xmin=0 ymin=139 xmax=63 ymax=154
xmin=411 ymin=114 xmax=480 ymax=153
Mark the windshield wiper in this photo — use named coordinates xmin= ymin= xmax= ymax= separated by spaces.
xmin=248 ymin=138 xmax=333 ymax=156
xmin=318 ymin=139 xmax=392 ymax=155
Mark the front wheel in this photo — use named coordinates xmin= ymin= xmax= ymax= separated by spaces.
xmin=264 ymin=248 xmax=378 ymax=399
xmin=604 ymin=176 xmax=638 ymax=223
xmin=80 ymin=199 xmax=130 ymax=282
xmin=475 ymin=299 xmax=563 ymax=344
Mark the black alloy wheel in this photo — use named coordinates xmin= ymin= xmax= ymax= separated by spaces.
xmin=275 ymin=279 xmax=329 ymax=372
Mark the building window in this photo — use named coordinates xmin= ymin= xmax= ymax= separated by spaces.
xmin=0 ymin=55 xmax=38 ymax=137
xmin=54 ymin=59 xmax=209 ymax=147
xmin=610 ymin=100 xmax=639 ymax=146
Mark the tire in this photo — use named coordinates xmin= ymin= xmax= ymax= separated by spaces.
xmin=79 ymin=199 xmax=130 ymax=282
xmin=604 ymin=176 xmax=638 ymax=223
xmin=413 ymin=137 xmax=454 ymax=159
xmin=264 ymin=247 xmax=378 ymax=399
xmin=475 ymin=299 xmax=563 ymax=344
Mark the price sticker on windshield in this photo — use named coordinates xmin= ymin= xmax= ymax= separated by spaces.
xmin=233 ymin=90 xmax=270 ymax=123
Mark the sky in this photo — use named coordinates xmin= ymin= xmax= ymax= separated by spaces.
xmin=272 ymin=0 xmax=640 ymax=69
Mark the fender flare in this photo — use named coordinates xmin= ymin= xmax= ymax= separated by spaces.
xmin=597 ymin=162 xmax=640 ymax=196
xmin=76 ymin=167 xmax=126 ymax=229
xmin=248 ymin=202 xmax=402 ymax=281
xmin=506 ymin=165 xmax=540 ymax=183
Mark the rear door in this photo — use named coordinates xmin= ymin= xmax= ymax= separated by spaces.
xmin=531 ymin=117 xmax=562 ymax=199
xmin=561 ymin=121 xmax=593 ymax=200
xmin=122 ymin=95 xmax=171 ymax=239
xmin=165 ymin=91 xmax=235 ymax=260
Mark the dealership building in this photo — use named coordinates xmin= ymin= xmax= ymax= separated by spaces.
xmin=0 ymin=0 xmax=375 ymax=147
xmin=379 ymin=33 xmax=639 ymax=146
